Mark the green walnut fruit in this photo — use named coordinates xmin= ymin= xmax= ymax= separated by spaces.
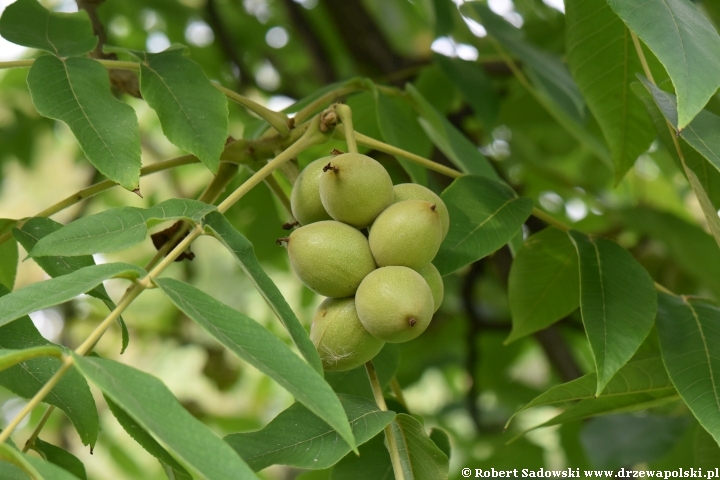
xmin=281 ymin=221 xmax=376 ymax=297
xmin=310 ymin=297 xmax=384 ymax=371
xmin=393 ymin=183 xmax=450 ymax=239
xmin=319 ymin=153 xmax=394 ymax=228
xmin=368 ymin=199 xmax=443 ymax=269
xmin=291 ymin=157 xmax=333 ymax=225
xmin=355 ymin=266 xmax=434 ymax=343
xmin=415 ymin=263 xmax=444 ymax=313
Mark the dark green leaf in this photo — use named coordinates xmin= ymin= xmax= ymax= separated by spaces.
xmin=428 ymin=428 xmax=451 ymax=459
xmin=374 ymin=90 xmax=429 ymax=185
xmin=435 ymin=175 xmax=533 ymax=276
xmin=568 ymin=231 xmax=657 ymax=394
xmin=508 ymin=357 xmax=675 ymax=427
xmin=0 ymin=0 xmax=96 ymax=56
xmin=0 ymin=439 xmax=83 ymax=480
xmin=0 ymin=286 xmax=99 ymax=448
xmin=0 ymin=347 xmax=63 ymax=371
xmin=431 ymin=0 xmax=453 ymax=37
xmin=406 ymin=85 xmax=500 ymax=181
xmin=154 ymin=278 xmax=356 ymax=451
xmin=331 ymin=434 xmax=393 ymax=480
xmin=434 ymin=54 xmax=498 ymax=127
xmin=566 ymin=0 xmax=655 ymax=181
xmin=0 ymin=220 xmax=18 ymax=290
xmin=0 ymin=263 xmax=145 ymax=329
xmin=31 ymin=199 xmax=215 ymax=257
xmin=72 ymin=355 xmax=257 ymax=479
xmin=606 ymin=0 xmax=720 ymax=129
xmin=580 ymin=414 xmax=690 ymax=469
xmin=27 ymin=56 xmax=141 ymax=191
xmin=462 ymin=2 xmax=584 ymax=122
xmin=225 ymin=394 xmax=394 ymax=471
xmin=506 ymin=227 xmax=579 ymax=343
xmin=139 ymin=49 xmax=228 ymax=173
xmin=14 ymin=217 xmax=128 ymax=353
xmin=34 ymin=438 xmax=87 ymax=480
xmin=391 ymin=414 xmax=449 ymax=480
xmin=656 ymin=292 xmax=720 ymax=447
xmin=105 ymin=396 xmax=191 ymax=480
xmin=202 ymin=212 xmax=322 ymax=373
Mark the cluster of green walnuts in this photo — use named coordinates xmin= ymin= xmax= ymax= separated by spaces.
xmin=279 ymin=152 xmax=449 ymax=371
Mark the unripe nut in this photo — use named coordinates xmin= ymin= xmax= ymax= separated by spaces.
xmin=283 ymin=221 xmax=376 ymax=298
xmin=369 ymin=199 xmax=443 ymax=270
xmin=393 ymin=183 xmax=450 ymax=239
xmin=355 ymin=266 xmax=434 ymax=343
xmin=291 ymin=157 xmax=333 ymax=225
xmin=415 ymin=263 xmax=444 ymax=313
xmin=310 ymin=297 xmax=384 ymax=371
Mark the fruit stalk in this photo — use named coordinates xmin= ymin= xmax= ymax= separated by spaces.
xmin=365 ymin=361 xmax=404 ymax=480
xmin=335 ymin=104 xmax=359 ymax=154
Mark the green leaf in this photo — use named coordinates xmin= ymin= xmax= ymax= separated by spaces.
xmin=435 ymin=175 xmax=533 ymax=276
xmin=633 ymin=79 xmax=720 ymax=248
xmin=406 ymin=84 xmax=500 ymax=181
xmin=31 ymin=199 xmax=216 ymax=257
xmin=226 ymin=394 xmax=394 ymax=471
xmin=0 ymin=263 xmax=145 ymax=329
xmin=568 ymin=231 xmax=657 ymax=395
xmin=154 ymin=278 xmax=357 ymax=451
xmin=462 ymin=2 xmax=584 ymax=122
xmin=509 ymin=357 xmax=675 ymax=425
xmin=434 ymin=53 xmax=498 ymax=128
xmin=72 ymin=354 xmax=257 ymax=480
xmin=0 ymin=0 xmax=96 ymax=56
xmin=139 ymin=49 xmax=228 ymax=173
xmin=331 ymin=434 xmax=393 ymax=480
xmin=0 ymin=438 xmax=84 ymax=480
xmin=0 ymin=347 xmax=63 ymax=372
xmin=428 ymin=428 xmax=451 ymax=459
xmin=565 ymin=0 xmax=655 ymax=181
xmin=202 ymin=212 xmax=322 ymax=373
xmin=506 ymin=227 xmax=579 ymax=343
xmin=13 ymin=217 xmax=129 ymax=353
xmin=656 ymin=292 xmax=720 ymax=447
xmin=105 ymin=396 xmax=191 ymax=480
xmin=0 ymin=286 xmax=99 ymax=448
xmin=374 ymin=90 xmax=429 ymax=185
xmin=27 ymin=56 xmax=141 ymax=191
xmin=606 ymin=0 xmax=720 ymax=129
xmin=0 ymin=219 xmax=18 ymax=290
xmin=391 ymin=414 xmax=449 ymax=480
xmin=34 ymin=438 xmax=87 ymax=480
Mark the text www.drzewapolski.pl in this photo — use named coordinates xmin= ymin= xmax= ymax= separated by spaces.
xmin=461 ymin=469 xmax=720 ymax=479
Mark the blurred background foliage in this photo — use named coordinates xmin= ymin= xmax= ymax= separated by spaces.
xmin=1 ymin=0 xmax=719 ymax=478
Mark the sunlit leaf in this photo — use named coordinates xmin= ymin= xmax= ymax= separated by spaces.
xmin=435 ymin=175 xmax=533 ymax=276
xmin=73 ymin=355 xmax=257 ymax=479
xmin=606 ymin=0 xmax=720 ymax=129
xmin=27 ymin=56 xmax=141 ymax=191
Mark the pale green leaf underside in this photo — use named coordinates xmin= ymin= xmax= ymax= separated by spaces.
xmin=140 ymin=49 xmax=228 ymax=173
xmin=606 ymin=0 xmax=720 ymax=129
xmin=566 ymin=0 xmax=654 ymax=181
xmin=0 ymin=262 xmax=145 ymax=329
xmin=203 ymin=212 xmax=322 ymax=374
xmin=656 ymin=292 xmax=720 ymax=447
xmin=225 ymin=394 xmax=394 ymax=471
xmin=73 ymin=355 xmax=257 ymax=480
xmin=507 ymin=227 xmax=579 ymax=343
xmin=154 ymin=278 xmax=357 ymax=451
xmin=0 ymin=0 xmax=96 ymax=56
xmin=31 ymin=198 xmax=215 ymax=257
xmin=435 ymin=175 xmax=533 ymax=276
xmin=391 ymin=414 xmax=449 ymax=480
xmin=27 ymin=56 xmax=141 ymax=191
xmin=568 ymin=231 xmax=657 ymax=395
xmin=407 ymin=84 xmax=500 ymax=181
